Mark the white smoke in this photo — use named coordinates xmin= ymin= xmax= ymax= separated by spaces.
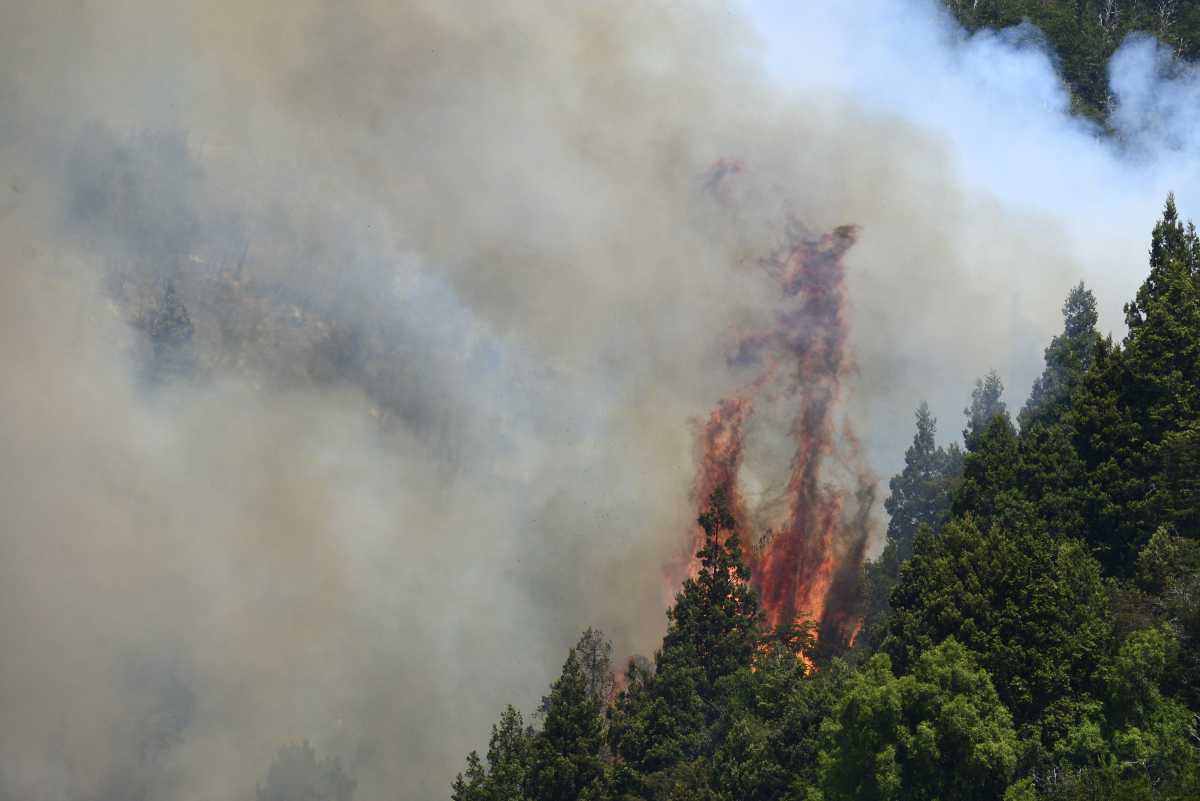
xmin=2 ymin=2 xmax=1200 ymax=801
xmin=749 ymin=0 xmax=1200 ymax=460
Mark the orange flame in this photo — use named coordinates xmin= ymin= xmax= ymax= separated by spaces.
xmin=667 ymin=171 xmax=875 ymax=662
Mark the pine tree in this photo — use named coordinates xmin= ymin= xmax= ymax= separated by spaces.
xmin=861 ymin=403 xmax=962 ymax=649
xmin=1020 ymin=283 xmax=1100 ymax=430
xmin=607 ymin=488 xmax=762 ymax=793
xmin=574 ymin=628 xmax=615 ymax=707
xmin=884 ymin=518 xmax=1111 ymax=749
xmin=1072 ymin=195 xmax=1200 ymax=573
xmin=883 ymin=402 xmax=960 ymax=564
xmin=964 ymin=370 xmax=1008 ymax=452
xmin=952 ymin=414 xmax=1023 ymax=525
xmin=452 ymin=753 xmax=489 ymax=801
xmin=526 ymin=649 xmax=604 ymax=801
xmin=486 ymin=706 xmax=531 ymax=801
xmin=659 ymin=487 xmax=762 ymax=701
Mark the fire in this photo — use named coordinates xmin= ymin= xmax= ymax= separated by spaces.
xmin=666 ymin=170 xmax=876 ymax=662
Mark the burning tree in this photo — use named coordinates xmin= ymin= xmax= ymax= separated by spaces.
xmin=666 ymin=211 xmax=877 ymax=663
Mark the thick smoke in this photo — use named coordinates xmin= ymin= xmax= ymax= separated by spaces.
xmin=2 ymin=1 xmax=1199 ymax=800
xmin=750 ymin=0 xmax=1200 ymax=462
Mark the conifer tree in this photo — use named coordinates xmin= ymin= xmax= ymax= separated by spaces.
xmin=1072 ymin=195 xmax=1200 ymax=572
xmin=1020 ymin=282 xmax=1100 ymax=430
xmin=883 ymin=402 xmax=960 ymax=565
xmin=952 ymin=415 xmax=1023 ymax=525
xmin=607 ymin=488 xmax=762 ymax=793
xmin=526 ymin=649 xmax=604 ymax=801
xmin=486 ymin=706 xmax=531 ymax=801
xmin=884 ymin=518 xmax=1111 ymax=744
xmin=452 ymin=753 xmax=488 ymax=801
xmin=659 ymin=487 xmax=761 ymax=701
xmin=964 ymin=370 xmax=1008 ymax=452
xmin=862 ymin=403 xmax=962 ymax=648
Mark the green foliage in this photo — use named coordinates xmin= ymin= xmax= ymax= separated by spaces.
xmin=489 ymin=707 xmax=532 ymax=801
xmin=952 ymin=414 xmax=1023 ymax=525
xmin=1014 ymin=421 xmax=1090 ymax=541
xmin=964 ymin=370 xmax=1009 ymax=453
xmin=452 ymin=753 xmax=489 ymax=801
xmin=454 ymin=196 xmax=1200 ymax=801
xmin=885 ymin=518 xmax=1112 ymax=743
xmin=527 ymin=649 xmax=605 ymax=801
xmin=945 ymin=1 xmax=1200 ymax=121
xmin=1070 ymin=195 xmax=1200 ymax=573
xmin=660 ymin=488 xmax=762 ymax=699
xmin=453 ymin=706 xmax=532 ymax=801
xmin=1134 ymin=529 xmax=1200 ymax=712
xmin=608 ymin=489 xmax=763 ymax=795
xmin=1020 ymin=283 xmax=1100 ymax=431
xmin=884 ymin=403 xmax=962 ymax=564
xmin=818 ymin=640 xmax=1019 ymax=801
xmin=863 ymin=403 xmax=963 ymax=649
xmin=608 ymin=645 xmax=706 ymax=780
xmin=710 ymin=649 xmax=853 ymax=801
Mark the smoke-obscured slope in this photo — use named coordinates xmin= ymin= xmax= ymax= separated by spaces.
xmin=3 ymin=1 xmax=1200 ymax=800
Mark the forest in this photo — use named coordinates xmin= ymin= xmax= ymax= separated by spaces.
xmin=444 ymin=197 xmax=1200 ymax=801
xmin=4 ymin=2 xmax=1200 ymax=801
xmin=946 ymin=0 xmax=1200 ymax=119
xmin=437 ymin=11 xmax=1200 ymax=797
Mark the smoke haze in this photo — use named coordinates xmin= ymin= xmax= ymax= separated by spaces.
xmin=2 ymin=1 xmax=1199 ymax=799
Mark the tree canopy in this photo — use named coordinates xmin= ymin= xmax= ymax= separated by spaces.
xmin=452 ymin=196 xmax=1200 ymax=801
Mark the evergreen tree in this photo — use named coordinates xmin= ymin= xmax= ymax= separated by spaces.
xmin=710 ymin=650 xmax=852 ymax=801
xmin=451 ymin=197 xmax=1200 ymax=801
xmin=607 ymin=645 xmax=706 ymax=782
xmin=964 ymin=370 xmax=1008 ymax=452
xmin=1158 ymin=423 xmax=1200 ymax=537
xmin=658 ymin=487 xmax=761 ymax=701
xmin=945 ymin=1 xmax=1200 ymax=121
xmin=1014 ymin=420 xmax=1089 ymax=542
xmin=952 ymin=415 xmax=1024 ymax=526
xmin=526 ymin=649 xmax=604 ymax=801
xmin=486 ymin=706 xmax=531 ymax=801
xmin=884 ymin=518 xmax=1112 ymax=751
xmin=862 ymin=403 xmax=963 ymax=649
xmin=884 ymin=402 xmax=960 ymax=564
xmin=452 ymin=753 xmax=489 ymax=801
xmin=1072 ymin=195 xmax=1200 ymax=573
xmin=1137 ymin=528 xmax=1200 ymax=711
xmin=574 ymin=629 xmax=616 ymax=707
xmin=1020 ymin=283 xmax=1100 ymax=430
xmin=1122 ymin=194 xmax=1200 ymax=442
xmin=608 ymin=488 xmax=762 ymax=794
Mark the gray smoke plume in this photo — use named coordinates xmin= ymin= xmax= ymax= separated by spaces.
xmin=2 ymin=2 xmax=1199 ymax=800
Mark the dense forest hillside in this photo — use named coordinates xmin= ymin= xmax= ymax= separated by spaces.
xmin=943 ymin=0 xmax=1200 ymax=119
xmin=447 ymin=197 xmax=1200 ymax=800
xmin=8 ymin=2 xmax=1200 ymax=800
